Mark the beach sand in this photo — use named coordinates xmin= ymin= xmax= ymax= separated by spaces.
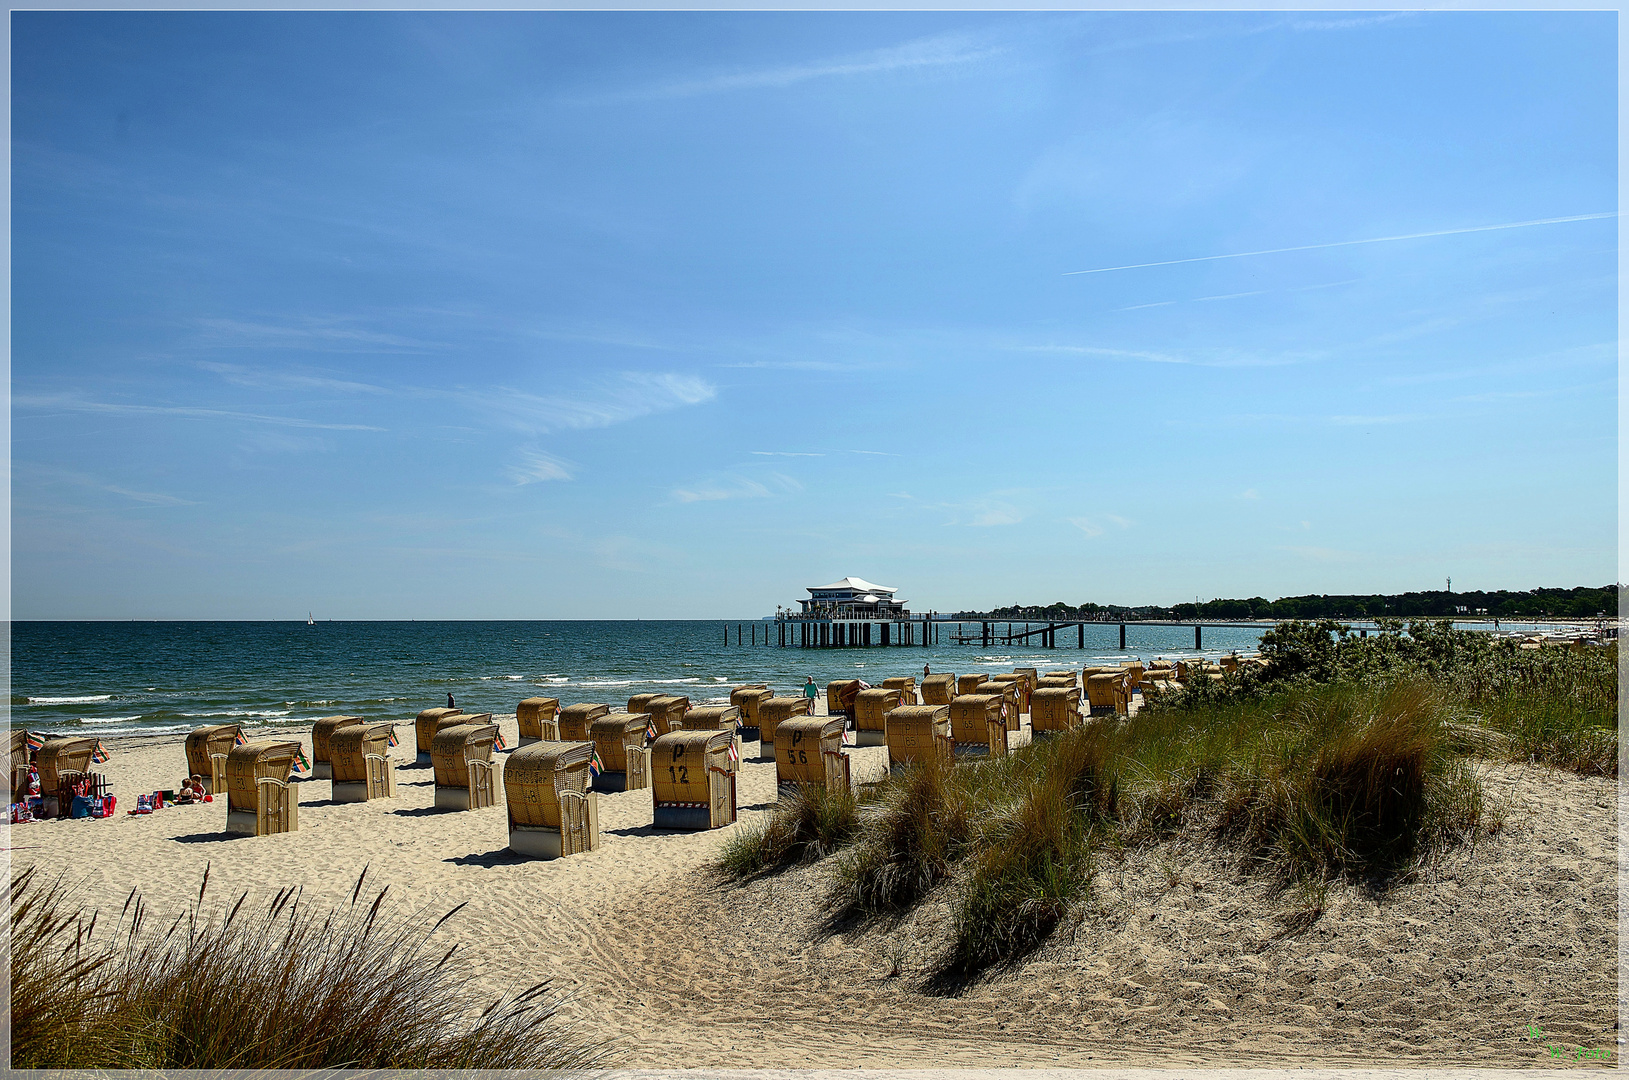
xmin=11 ymin=700 xmax=1617 ymax=1069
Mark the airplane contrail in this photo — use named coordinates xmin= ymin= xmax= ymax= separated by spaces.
xmin=1062 ymin=211 xmax=1617 ymax=276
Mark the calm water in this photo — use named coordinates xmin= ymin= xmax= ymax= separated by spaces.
xmin=10 ymin=619 xmax=1279 ymax=739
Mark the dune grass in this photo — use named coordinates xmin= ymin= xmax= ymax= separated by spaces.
xmin=718 ymin=782 xmax=860 ymax=877
xmin=729 ymin=679 xmax=1489 ymax=980
xmin=722 ymin=626 xmax=1613 ymax=979
xmin=8 ymin=865 xmax=606 ymax=1070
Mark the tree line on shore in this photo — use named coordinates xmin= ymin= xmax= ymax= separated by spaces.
xmin=969 ymin=583 xmax=1617 ymax=622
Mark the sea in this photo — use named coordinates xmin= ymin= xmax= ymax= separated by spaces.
xmin=9 ymin=619 xmax=1284 ymax=740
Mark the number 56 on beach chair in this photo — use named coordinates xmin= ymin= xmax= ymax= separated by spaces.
xmin=775 ymin=715 xmax=850 ymax=794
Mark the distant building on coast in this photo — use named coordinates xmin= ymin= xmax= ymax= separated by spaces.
xmin=796 ymin=576 xmax=909 ymax=619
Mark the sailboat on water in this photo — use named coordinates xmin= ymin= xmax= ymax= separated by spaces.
xmin=307 ymin=612 xmax=315 ymax=626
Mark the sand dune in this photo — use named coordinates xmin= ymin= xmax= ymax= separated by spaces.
xmin=12 ymin=704 xmax=1617 ymax=1069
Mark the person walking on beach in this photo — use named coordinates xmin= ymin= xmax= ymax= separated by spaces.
xmin=803 ymin=676 xmax=818 ymax=713
xmin=447 ymin=692 xmax=456 ymax=709
xmin=923 ymin=662 xmax=930 ymax=678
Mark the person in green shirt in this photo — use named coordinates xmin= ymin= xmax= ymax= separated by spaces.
xmin=802 ymin=676 xmax=819 ymax=712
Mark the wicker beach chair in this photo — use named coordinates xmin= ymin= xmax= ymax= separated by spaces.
xmin=9 ymin=729 xmax=31 ymax=804
xmin=644 ymin=696 xmax=690 ymax=736
xmin=516 ymin=697 xmax=561 ymax=745
xmin=774 ymin=715 xmax=849 ymax=793
xmin=757 ymin=696 xmax=811 ymax=755
xmin=992 ymin=672 xmax=1031 ymax=715
xmin=956 ymin=674 xmax=986 ymax=697
xmin=681 ymin=705 xmax=740 ymax=732
xmin=588 ymin=713 xmax=650 ymax=793
xmin=949 ymin=694 xmax=1007 ymax=757
xmin=185 ymin=724 xmax=242 ymax=793
xmin=626 ymin=693 xmax=661 ymax=715
xmin=650 ymin=729 xmax=737 ymax=830
xmin=224 ymin=739 xmax=301 ymax=836
xmin=309 ymin=715 xmax=365 ymax=780
xmin=329 ymin=722 xmax=398 ymax=802
xmin=730 ymin=686 xmax=773 ymax=739
xmin=826 ymin=680 xmax=861 ymax=718
xmin=558 ymin=703 xmax=610 ymax=743
xmin=921 ymin=673 xmax=957 ymax=706
xmin=414 ymin=707 xmax=463 ymax=765
xmin=880 ymin=677 xmax=918 ymax=705
xmin=853 ymin=687 xmax=903 ymax=747
xmin=1031 ymin=687 xmax=1082 ymax=734
xmin=973 ymin=681 xmax=1021 ymax=732
xmin=431 ymin=722 xmax=500 ymax=811
xmin=1085 ymin=673 xmax=1122 ymax=715
xmin=504 ymin=741 xmax=597 ymax=859
xmin=885 ymin=704 xmax=952 ymax=768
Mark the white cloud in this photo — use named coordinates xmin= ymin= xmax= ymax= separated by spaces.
xmin=195 ymin=317 xmax=437 ymax=353
xmin=1290 ymin=12 xmax=1414 ymax=32
xmin=197 ymin=361 xmax=391 ymax=395
xmin=1239 ymin=489 xmax=1260 ymax=500
xmin=672 ymin=471 xmax=802 ymax=504
xmin=1017 ymin=344 xmax=1188 ymax=365
xmin=506 ymin=450 xmax=574 ymax=485
xmin=18 ymin=464 xmax=198 ymax=507
xmin=968 ymin=502 xmax=1023 ymax=527
xmin=632 ymin=31 xmax=1004 ymax=99
xmin=466 ymin=372 xmax=716 ymax=435
xmin=13 ymin=394 xmax=384 ymax=431
xmin=1070 ymin=514 xmax=1131 ymax=537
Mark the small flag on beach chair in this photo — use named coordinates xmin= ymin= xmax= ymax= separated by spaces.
xmin=646 ymin=718 xmax=659 ymax=742
xmin=386 ymin=728 xmax=399 ymax=747
xmin=24 ymin=731 xmax=44 ymax=754
xmin=90 ymin=741 xmax=110 ymax=764
xmin=292 ymin=747 xmax=310 ymax=773
xmin=233 ymin=730 xmax=248 ymax=746
xmin=493 ymin=730 xmax=507 ymax=751
xmin=588 ymin=747 xmax=604 ymax=778
xmin=727 ymin=740 xmax=739 ymax=764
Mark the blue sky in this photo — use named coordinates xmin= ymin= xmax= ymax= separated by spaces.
xmin=11 ymin=11 xmax=1617 ymax=619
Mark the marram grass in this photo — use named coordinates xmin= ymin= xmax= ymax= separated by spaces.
xmin=8 ymin=865 xmax=606 ymax=1070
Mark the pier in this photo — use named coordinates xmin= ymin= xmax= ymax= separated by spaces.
xmin=728 ymin=576 xmax=1617 ymax=650
xmin=727 ymin=614 xmax=1607 ymax=650
xmin=728 ymin=614 xmax=1276 ymax=650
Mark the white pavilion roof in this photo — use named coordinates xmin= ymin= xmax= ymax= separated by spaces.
xmin=809 ymin=577 xmax=898 ymax=595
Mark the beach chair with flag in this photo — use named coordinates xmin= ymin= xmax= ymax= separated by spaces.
xmin=650 ymin=729 xmax=737 ymax=831
xmin=309 ymin=716 xmax=364 ymax=780
xmin=431 ymin=722 xmax=501 ymax=811
xmin=587 ymin=712 xmax=650 ymax=792
xmin=329 ymin=722 xmax=398 ymax=802
xmin=504 ymin=741 xmax=597 ymax=859
xmin=186 ymin=724 xmax=242 ymax=793
xmin=223 ymin=739 xmax=303 ymax=836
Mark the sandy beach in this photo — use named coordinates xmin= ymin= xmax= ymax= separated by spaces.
xmin=10 ymin=698 xmax=1617 ymax=1069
